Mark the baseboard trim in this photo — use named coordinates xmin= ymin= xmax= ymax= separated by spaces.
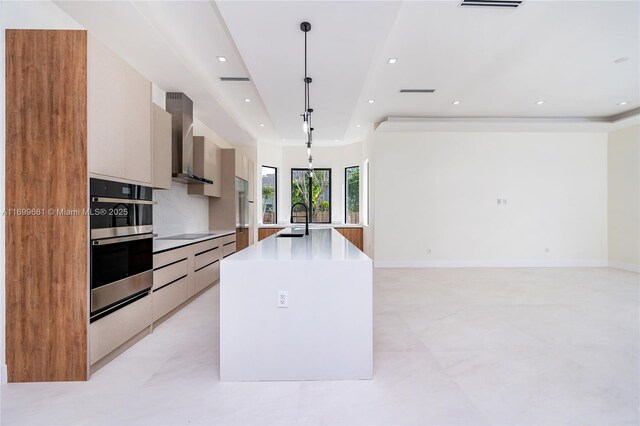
xmin=608 ymin=261 xmax=640 ymax=273
xmin=2 ymin=363 xmax=8 ymax=384
xmin=374 ymin=260 xmax=609 ymax=268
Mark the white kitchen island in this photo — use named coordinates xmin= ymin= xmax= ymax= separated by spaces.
xmin=220 ymin=227 xmax=373 ymax=381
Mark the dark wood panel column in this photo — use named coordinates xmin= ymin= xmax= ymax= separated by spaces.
xmin=5 ymin=30 xmax=88 ymax=382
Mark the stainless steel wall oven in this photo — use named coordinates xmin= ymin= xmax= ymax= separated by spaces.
xmin=89 ymin=178 xmax=154 ymax=321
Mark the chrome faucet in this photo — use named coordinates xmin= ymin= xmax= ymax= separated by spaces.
xmin=290 ymin=202 xmax=309 ymax=236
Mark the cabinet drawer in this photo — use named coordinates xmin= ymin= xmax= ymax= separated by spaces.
xmin=223 ymin=242 xmax=236 ymax=258
xmin=194 ymin=246 xmax=221 ymax=271
xmin=153 ymin=246 xmax=190 ymax=269
xmin=89 ymin=293 xmax=151 ymax=365
xmin=194 ymin=260 xmax=219 ymax=294
xmin=153 ymin=258 xmax=188 ymax=290
xmin=221 ymin=234 xmax=236 ymax=246
xmin=152 ymin=276 xmax=188 ymax=322
xmin=193 ymin=237 xmax=221 ymax=254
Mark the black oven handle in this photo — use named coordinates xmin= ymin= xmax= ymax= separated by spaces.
xmin=91 ymin=196 xmax=156 ymax=205
xmin=92 ymin=233 xmax=155 ymax=246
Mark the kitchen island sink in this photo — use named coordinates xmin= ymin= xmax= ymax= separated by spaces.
xmin=276 ymin=233 xmax=305 ymax=238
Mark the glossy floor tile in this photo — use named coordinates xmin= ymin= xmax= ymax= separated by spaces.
xmin=2 ymin=268 xmax=638 ymax=425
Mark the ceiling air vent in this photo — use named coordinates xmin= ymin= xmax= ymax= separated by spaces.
xmin=400 ymin=89 xmax=436 ymax=93
xmin=460 ymin=0 xmax=522 ymax=7
xmin=219 ymin=77 xmax=250 ymax=82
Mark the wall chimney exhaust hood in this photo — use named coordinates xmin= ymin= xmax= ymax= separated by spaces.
xmin=166 ymin=92 xmax=213 ymax=184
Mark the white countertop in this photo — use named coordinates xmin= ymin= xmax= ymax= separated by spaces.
xmin=153 ymin=230 xmax=235 ymax=254
xmin=259 ymin=223 xmax=365 ymax=229
xmin=225 ymin=228 xmax=370 ymax=262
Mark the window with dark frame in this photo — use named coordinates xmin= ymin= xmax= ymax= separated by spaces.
xmin=291 ymin=168 xmax=331 ymax=223
xmin=345 ymin=166 xmax=360 ymax=224
xmin=261 ymin=166 xmax=277 ymax=224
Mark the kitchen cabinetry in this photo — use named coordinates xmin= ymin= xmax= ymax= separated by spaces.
xmin=89 ymin=234 xmax=232 ymax=370
xmin=152 ymin=104 xmax=172 ymax=190
xmin=6 ymin=29 xmax=89 ymax=382
xmin=188 ymin=136 xmax=222 ymax=197
xmin=335 ymin=227 xmax=364 ymax=251
xmin=210 ymin=149 xmax=255 ymax=251
xmin=151 ymin=235 xmax=229 ymax=324
xmin=88 ymin=35 xmax=152 ymax=185
xmin=235 ymin=152 xmax=250 ymax=181
xmin=258 ymin=227 xmax=284 ymax=241
xmin=89 ymin=294 xmax=152 ymax=366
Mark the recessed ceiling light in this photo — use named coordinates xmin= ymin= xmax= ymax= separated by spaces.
xmin=244 ymin=98 xmax=251 ymax=103
xmin=217 ymin=56 xmax=227 ymax=62
xmin=259 ymin=123 xmax=265 ymax=127
xmin=452 ymin=100 xmax=460 ymax=105
xmin=356 ymin=124 xmax=361 ymax=128
xmin=387 ymin=58 xmax=397 ymax=64
xmin=614 ymin=57 xmax=628 ymax=64
xmin=282 ymin=138 xmax=286 ymax=141
xmin=368 ymin=99 xmax=375 ymax=104
xmin=334 ymin=139 xmax=339 ymax=142
xmin=535 ymin=100 xmax=544 ymax=105
xmin=617 ymin=101 xmax=629 ymax=106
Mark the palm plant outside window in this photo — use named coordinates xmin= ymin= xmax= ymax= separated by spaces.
xmin=345 ymin=166 xmax=359 ymax=224
xmin=262 ymin=166 xmax=277 ymax=224
xmin=291 ymin=168 xmax=331 ymax=223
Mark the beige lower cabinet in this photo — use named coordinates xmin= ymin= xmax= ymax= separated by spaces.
xmin=194 ymin=246 xmax=221 ymax=270
xmin=89 ymin=294 xmax=152 ymax=365
xmin=151 ymin=235 xmax=227 ymax=323
xmin=89 ymin=234 xmax=230 ymax=371
xmin=195 ymin=261 xmax=220 ymax=294
xmin=153 ymin=258 xmax=188 ymax=290
xmin=152 ymin=277 xmax=189 ymax=322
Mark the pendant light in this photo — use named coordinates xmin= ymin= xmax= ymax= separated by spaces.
xmin=300 ymin=21 xmax=314 ymax=216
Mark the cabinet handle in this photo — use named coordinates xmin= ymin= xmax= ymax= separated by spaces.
xmin=92 ymin=233 xmax=154 ymax=245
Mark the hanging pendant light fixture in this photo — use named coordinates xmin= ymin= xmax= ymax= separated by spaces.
xmin=300 ymin=21 xmax=313 ymax=172
xmin=300 ymin=21 xmax=314 ymax=219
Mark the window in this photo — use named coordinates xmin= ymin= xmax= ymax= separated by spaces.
xmin=363 ymin=159 xmax=370 ymax=226
xmin=261 ymin=166 xmax=277 ymax=224
xmin=291 ymin=168 xmax=331 ymax=223
xmin=345 ymin=166 xmax=360 ymax=224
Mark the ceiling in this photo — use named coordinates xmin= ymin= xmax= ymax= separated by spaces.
xmin=54 ymin=0 xmax=639 ymax=146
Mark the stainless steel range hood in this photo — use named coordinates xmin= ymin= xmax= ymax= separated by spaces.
xmin=166 ymin=92 xmax=213 ymax=184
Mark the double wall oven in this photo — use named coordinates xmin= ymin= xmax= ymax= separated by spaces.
xmin=90 ymin=178 xmax=154 ymax=321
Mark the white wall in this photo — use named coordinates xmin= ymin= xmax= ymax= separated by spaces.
xmin=0 ymin=0 xmax=84 ymax=385
xmin=374 ymin=131 xmax=609 ymax=267
xmin=280 ymin=143 xmax=363 ymax=224
xmin=361 ymin=127 xmax=375 ymax=258
xmin=608 ymin=125 xmax=640 ymax=272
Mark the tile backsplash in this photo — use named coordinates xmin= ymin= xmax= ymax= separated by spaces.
xmin=153 ymin=182 xmax=209 ymax=237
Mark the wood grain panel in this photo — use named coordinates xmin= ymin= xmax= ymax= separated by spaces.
xmin=335 ymin=227 xmax=364 ymax=251
xmin=258 ymin=227 xmax=284 ymax=241
xmin=236 ymin=227 xmax=249 ymax=252
xmin=6 ymin=30 xmax=88 ymax=382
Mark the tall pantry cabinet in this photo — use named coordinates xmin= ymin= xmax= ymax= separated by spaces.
xmin=5 ymin=29 xmax=159 ymax=382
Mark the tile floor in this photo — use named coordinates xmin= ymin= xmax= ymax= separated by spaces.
xmin=1 ymin=268 xmax=638 ymax=425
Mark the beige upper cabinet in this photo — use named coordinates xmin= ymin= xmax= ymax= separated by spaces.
xmin=235 ymin=152 xmax=250 ymax=181
xmin=188 ymin=137 xmax=222 ymax=197
xmin=152 ymin=105 xmax=172 ymax=190
xmin=88 ymin=36 xmax=152 ymax=185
